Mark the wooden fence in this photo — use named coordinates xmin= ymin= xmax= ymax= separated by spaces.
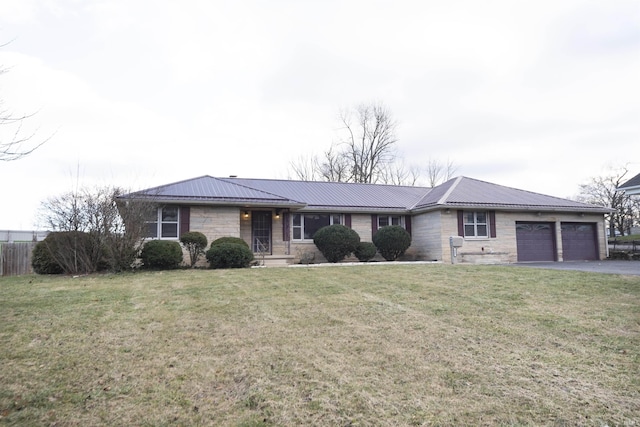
xmin=0 ymin=242 xmax=36 ymax=276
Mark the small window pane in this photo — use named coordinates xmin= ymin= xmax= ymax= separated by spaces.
xmin=162 ymin=223 xmax=178 ymax=238
xmin=476 ymin=212 xmax=487 ymax=223
xmin=391 ymin=216 xmax=400 ymax=225
xmin=332 ymin=214 xmax=342 ymax=225
xmin=465 ymin=212 xmax=475 ymax=223
xmin=477 ymin=225 xmax=488 ymax=236
xmin=162 ymin=207 xmax=179 ymax=222
xmin=379 ymin=217 xmax=389 ymax=227
xmin=293 ymin=214 xmax=301 ymax=226
xmin=464 ymin=225 xmax=475 ymax=236
xmin=293 ymin=228 xmax=301 ymax=240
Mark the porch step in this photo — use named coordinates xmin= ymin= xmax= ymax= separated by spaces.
xmin=253 ymin=255 xmax=296 ymax=268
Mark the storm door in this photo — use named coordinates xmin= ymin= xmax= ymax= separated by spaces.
xmin=251 ymin=211 xmax=272 ymax=254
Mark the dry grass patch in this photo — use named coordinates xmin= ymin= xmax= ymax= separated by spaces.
xmin=1 ymin=265 xmax=638 ymax=426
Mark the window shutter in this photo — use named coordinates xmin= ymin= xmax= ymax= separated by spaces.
xmin=371 ymin=214 xmax=378 ymax=239
xmin=489 ymin=211 xmax=496 ymax=238
xmin=344 ymin=213 xmax=352 ymax=228
xmin=180 ymin=206 xmax=190 ymax=236
xmin=457 ymin=210 xmax=464 ymax=237
xmin=282 ymin=211 xmax=290 ymax=241
xmin=405 ymin=215 xmax=412 ymax=236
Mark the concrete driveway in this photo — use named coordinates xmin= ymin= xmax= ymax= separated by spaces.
xmin=508 ymin=260 xmax=640 ymax=276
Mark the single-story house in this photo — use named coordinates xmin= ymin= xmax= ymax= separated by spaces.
xmin=119 ymin=175 xmax=612 ymax=265
xmin=617 ymin=172 xmax=640 ymax=196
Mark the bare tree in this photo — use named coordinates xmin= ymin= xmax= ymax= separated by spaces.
xmin=576 ymin=165 xmax=638 ymax=236
xmin=289 ymin=153 xmax=320 ymax=181
xmin=1 ymin=64 xmax=49 ymax=161
xmin=317 ymin=143 xmax=351 ymax=182
xmin=425 ymin=158 xmax=458 ymax=187
xmin=379 ymin=161 xmax=421 ymax=186
xmin=288 ymin=102 xmax=459 ymax=187
xmin=340 ymin=102 xmax=398 ymax=183
xmin=39 ymin=186 xmax=156 ymax=273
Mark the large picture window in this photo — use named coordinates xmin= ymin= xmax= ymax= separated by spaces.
xmin=464 ymin=211 xmax=488 ymax=238
xmin=292 ymin=213 xmax=342 ymax=240
xmin=145 ymin=206 xmax=180 ymax=239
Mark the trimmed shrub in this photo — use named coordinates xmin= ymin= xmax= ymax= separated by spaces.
xmin=373 ymin=225 xmax=412 ymax=261
xmin=180 ymin=231 xmax=208 ymax=267
xmin=211 ymin=236 xmax=249 ymax=248
xmin=31 ymin=231 xmax=105 ymax=275
xmin=354 ymin=241 xmax=377 ymax=262
xmin=206 ymin=243 xmax=254 ymax=269
xmin=140 ymin=240 xmax=183 ymax=270
xmin=313 ymin=224 xmax=360 ymax=263
xmin=31 ymin=240 xmax=64 ymax=274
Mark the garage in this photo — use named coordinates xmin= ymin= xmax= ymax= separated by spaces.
xmin=561 ymin=222 xmax=598 ymax=261
xmin=516 ymin=222 xmax=556 ymax=262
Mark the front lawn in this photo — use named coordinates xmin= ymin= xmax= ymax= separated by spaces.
xmin=1 ymin=265 xmax=638 ymax=426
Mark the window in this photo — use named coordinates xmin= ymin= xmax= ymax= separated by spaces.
xmin=145 ymin=206 xmax=180 ymax=239
xmin=378 ymin=215 xmax=403 ymax=228
xmin=292 ymin=213 xmax=342 ymax=240
xmin=463 ymin=211 xmax=488 ymax=238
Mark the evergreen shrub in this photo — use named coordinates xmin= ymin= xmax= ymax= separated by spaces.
xmin=180 ymin=231 xmax=208 ymax=267
xmin=211 ymin=236 xmax=249 ymax=248
xmin=31 ymin=239 xmax=64 ymax=274
xmin=313 ymin=224 xmax=360 ymax=263
xmin=206 ymin=243 xmax=254 ymax=269
xmin=373 ymin=225 xmax=412 ymax=261
xmin=354 ymin=241 xmax=377 ymax=262
xmin=140 ymin=240 xmax=183 ymax=269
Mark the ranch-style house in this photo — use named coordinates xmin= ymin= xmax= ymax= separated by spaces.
xmin=119 ymin=175 xmax=612 ymax=265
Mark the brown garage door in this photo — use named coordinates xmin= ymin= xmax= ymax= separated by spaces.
xmin=516 ymin=222 xmax=556 ymax=262
xmin=561 ymin=222 xmax=598 ymax=261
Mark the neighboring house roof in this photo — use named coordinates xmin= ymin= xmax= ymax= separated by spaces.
xmin=617 ymin=172 xmax=640 ymax=195
xmin=121 ymin=175 xmax=611 ymax=214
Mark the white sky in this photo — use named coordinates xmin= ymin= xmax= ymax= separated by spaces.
xmin=1 ymin=0 xmax=638 ymax=230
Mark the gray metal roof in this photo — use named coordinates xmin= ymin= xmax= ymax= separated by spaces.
xmin=413 ymin=176 xmax=611 ymax=212
xmin=618 ymin=172 xmax=640 ymax=191
xmin=224 ymin=177 xmax=427 ymax=210
xmin=121 ymin=175 xmax=610 ymax=213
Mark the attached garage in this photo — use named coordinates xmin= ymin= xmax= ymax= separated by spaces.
xmin=561 ymin=222 xmax=598 ymax=261
xmin=516 ymin=222 xmax=556 ymax=262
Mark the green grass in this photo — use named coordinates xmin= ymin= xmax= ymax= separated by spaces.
xmin=1 ymin=265 xmax=639 ymax=426
xmin=609 ymin=233 xmax=640 ymax=242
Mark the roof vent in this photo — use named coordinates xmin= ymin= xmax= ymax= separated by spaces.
xmin=229 ymin=175 xmax=237 ymax=178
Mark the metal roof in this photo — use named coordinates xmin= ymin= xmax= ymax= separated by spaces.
xmin=120 ymin=175 xmax=611 ymax=213
xmin=413 ymin=177 xmax=612 ymax=213
xmin=618 ymin=172 xmax=640 ymax=192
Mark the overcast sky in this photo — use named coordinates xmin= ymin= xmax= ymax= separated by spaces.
xmin=1 ymin=0 xmax=638 ymax=230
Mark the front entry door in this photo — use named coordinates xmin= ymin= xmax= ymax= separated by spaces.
xmin=251 ymin=211 xmax=271 ymax=254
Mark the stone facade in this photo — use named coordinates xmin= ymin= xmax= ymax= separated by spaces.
xmin=435 ymin=210 xmax=607 ymax=264
xmin=183 ymin=206 xmax=608 ymax=266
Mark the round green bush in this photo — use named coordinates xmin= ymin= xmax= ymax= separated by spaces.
xmin=206 ymin=243 xmax=254 ymax=269
xmin=211 ymin=236 xmax=249 ymax=248
xmin=180 ymin=231 xmax=208 ymax=267
xmin=31 ymin=239 xmax=64 ymax=274
xmin=354 ymin=241 xmax=377 ymax=262
xmin=313 ymin=224 xmax=360 ymax=263
xmin=140 ymin=240 xmax=183 ymax=269
xmin=372 ymin=225 xmax=412 ymax=261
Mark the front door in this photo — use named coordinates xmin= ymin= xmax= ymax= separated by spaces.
xmin=251 ymin=211 xmax=271 ymax=254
